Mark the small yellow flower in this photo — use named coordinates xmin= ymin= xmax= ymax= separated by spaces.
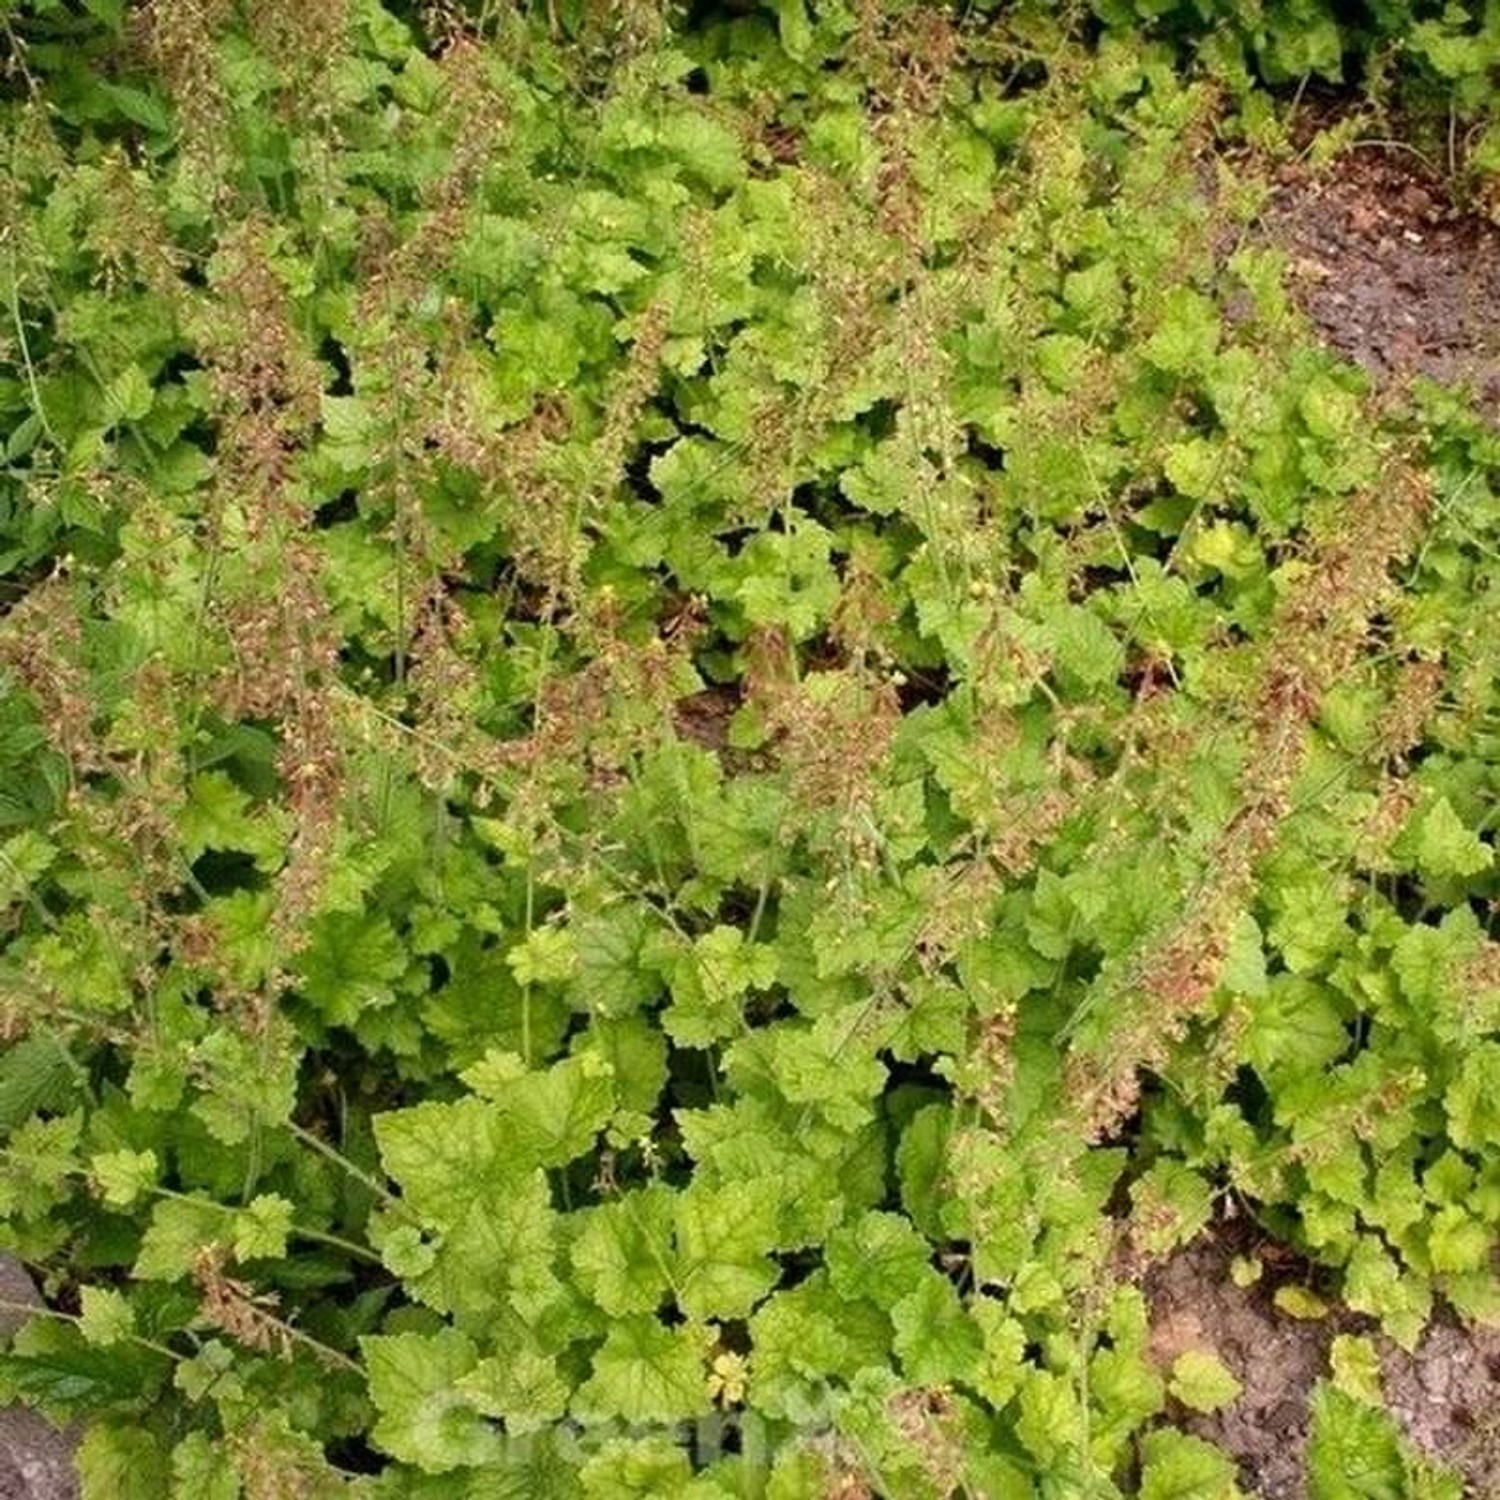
xmin=707 ymin=1349 xmax=748 ymax=1408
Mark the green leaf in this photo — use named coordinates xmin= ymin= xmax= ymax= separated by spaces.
xmin=134 ymin=1196 xmax=224 ymax=1280
xmin=90 ymin=1148 xmax=157 ymax=1209
xmin=1138 ymin=1428 xmax=1243 ymax=1499
xmin=971 ymin=1299 xmax=1027 ymax=1409
xmin=1142 ymin=288 xmax=1220 ymax=375
xmin=319 ymin=394 xmax=377 ymax=472
xmin=1266 ymin=878 xmax=1352 ymax=974
xmin=457 ymin=1349 xmax=572 ymax=1434
xmin=461 ymin=1052 xmax=616 ymax=1170
xmin=1091 ymin=1337 xmax=1167 ymax=1439
xmin=1299 ymin=376 xmax=1361 ymax=441
xmin=672 ymin=1096 xmax=857 ymax=1249
xmin=297 ymin=911 xmax=408 ymax=1026
xmin=1304 ymin=1384 xmax=1410 ymax=1500
xmin=1273 ymin=1285 xmax=1329 ymax=1321
xmin=1130 ymin=1159 xmax=1214 ymax=1254
xmin=189 ymin=1027 xmax=300 ymax=1145
xmin=168 ymin=1432 xmax=239 ymax=1500
xmin=373 ymin=1097 xmax=510 ymax=1224
xmin=673 ymin=1179 xmax=779 ymax=1321
xmin=824 ymin=1211 xmax=932 ymax=1309
xmin=0 ymin=1034 xmax=75 ymax=1133
xmin=657 ymin=110 xmax=746 ymax=195
xmin=749 ymin=1005 xmax=888 ymax=1133
xmin=574 ymin=1014 xmax=667 ymax=1122
xmin=1425 ymin=1205 xmax=1492 ymax=1274
xmin=198 ymin=891 xmax=278 ymax=990
xmin=177 ymin=772 xmax=286 ymax=869
xmin=392 ymin=1170 xmax=557 ymax=1317
xmin=1329 ymin=1334 xmax=1384 ymax=1406
xmin=1429 ymin=1149 xmax=1478 ymax=1208
xmin=379 ymin=1226 xmax=437 ymax=1282
xmin=570 ymin=1185 xmax=676 ymax=1317
xmin=96 ymin=80 xmax=171 ymax=133
xmin=1342 ymin=1238 xmax=1431 ymax=1351
xmin=231 ymin=1194 xmax=294 ymax=1262
xmin=897 ymin=1103 xmax=953 ymax=1237
xmin=579 ymin=1434 xmax=700 ymax=1499
xmin=1045 ymin=603 xmax=1125 ymax=690
xmin=172 ymin=1342 xmax=240 ymax=1406
xmin=568 ymin=907 xmax=661 ymax=1018
xmin=890 ymin=1269 xmax=983 ymax=1385
xmin=748 ymin=1272 xmax=891 ymax=1421
xmin=1446 ymin=1041 xmax=1500 ymax=1151
xmin=775 ymin=0 xmax=814 ymax=62
xmin=656 ymin=925 xmax=777 ymax=1048
xmin=1221 ymin=913 xmax=1268 ymax=998
xmin=78 ymin=1422 xmax=168 ymax=1500
xmin=1014 ymin=1366 xmax=1085 ymax=1468
xmin=102 ymin=365 xmax=154 ymax=426
xmin=579 ymin=1435 xmax=697 ymax=1499
xmin=571 ymin=1315 xmax=712 ymax=1426
xmin=1169 ymin=1349 xmax=1243 ymax=1413
xmin=1244 ymin=976 xmax=1349 ymax=1075
xmin=0 ymin=1322 xmax=168 ymax=1418
xmin=77 ymin=1287 xmax=135 ymax=1348
xmin=733 ymin=525 xmax=841 ymax=642
xmin=1402 ymin=796 xmax=1493 ymax=881
xmin=1164 ymin=436 xmax=1223 ymax=500
xmin=507 ymin=926 xmax=579 ymax=988
xmin=1368 ymin=1152 xmax=1422 ymax=1236
xmin=361 ymin=1329 xmax=501 ymax=1473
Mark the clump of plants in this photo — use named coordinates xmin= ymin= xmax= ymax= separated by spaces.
xmin=0 ymin=1 xmax=1496 ymax=1496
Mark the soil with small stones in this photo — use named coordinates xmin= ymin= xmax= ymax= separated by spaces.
xmin=1144 ymin=1223 xmax=1500 ymax=1497
xmin=1384 ymin=1323 xmax=1500 ymax=1499
xmin=0 ymin=1260 xmax=76 ymax=1500
xmin=1260 ymin=137 xmax=1500 ymax=412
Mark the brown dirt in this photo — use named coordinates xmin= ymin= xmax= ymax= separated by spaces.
xmin=1260 ymin=138 xmax=1500 ymax=412
xmin=1144 ymin=1225 xmax=1500 ymax=1497
xmin=1382 ymin=1321 xmax=1500 ymax=1498
xmin=673 ymin=686 xmax=738 ymax=753
xmin=0 ymin=1258 xmax=77 ymax=1500
xmin=1145 ymin=1225 xmax=1341 ymax=1500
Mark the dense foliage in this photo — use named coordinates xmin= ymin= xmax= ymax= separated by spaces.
xmin=0 ymin=1 xmax=1497 ymax=1496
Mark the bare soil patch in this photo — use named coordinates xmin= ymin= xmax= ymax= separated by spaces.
xmin=1383 ymin=1321 xmax=1500 ymax=1498
xmin=1145 ymin=1225 xmax=1338 ymax=1499
xmin=1260 ymin=136 xmax=1500 ymax=412
xmin=1144 ymin=1225 xmax=1500 ymax=1496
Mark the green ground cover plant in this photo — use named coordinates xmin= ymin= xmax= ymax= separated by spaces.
xmin=0 ymin=1 xmax=1497 ymax=1495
